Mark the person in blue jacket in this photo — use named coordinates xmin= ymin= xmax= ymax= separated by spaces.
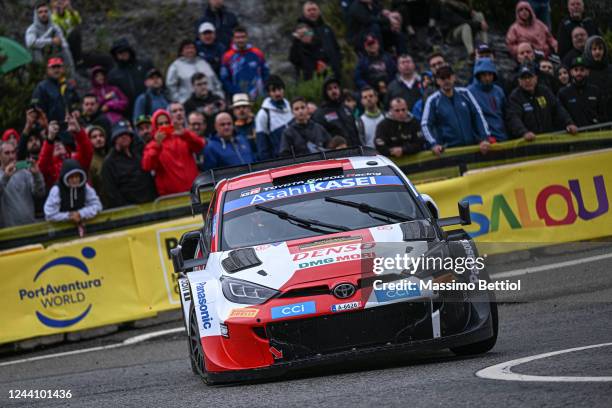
xmin=467 ymin=58 xmax=508 ymax=142
xmin=202 ymin=112 xmax=254 ymax=170
xmin=421 ymin=64 xmax=491 ymax=156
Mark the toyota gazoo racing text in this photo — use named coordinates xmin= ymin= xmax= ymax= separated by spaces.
xmin=171 ymin=148 xmax=498 ymax=384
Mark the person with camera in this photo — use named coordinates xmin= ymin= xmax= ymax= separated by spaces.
xmin=0 ymin=140 xmax=46 ymax=228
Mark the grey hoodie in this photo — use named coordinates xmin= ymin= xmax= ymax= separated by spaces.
xmin=0 ymin=167 xmax=45 ymax=228
xmin=25 ymin=8 xmax=74 ymax=71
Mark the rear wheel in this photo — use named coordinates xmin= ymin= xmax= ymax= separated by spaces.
xmin=450 ymin=301 xmax=498 ymax=356
xmin=188 ymin=304 xmax=210 ymax=382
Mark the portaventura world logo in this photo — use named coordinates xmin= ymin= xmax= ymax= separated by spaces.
xmin=18 ymin=247 xmax=102 ymax=328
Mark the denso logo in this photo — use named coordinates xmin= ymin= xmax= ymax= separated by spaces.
xmin=292 ymin=243 xmax=376 ymax=261
xmin=196 ymin=282 xmax=213 ymax=330
xmin=464 ymin=175 xmax=608 ymax=238
xmin=18 ymin=247 xmax=102 ymax=328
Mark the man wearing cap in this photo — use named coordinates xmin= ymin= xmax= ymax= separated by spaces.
xmin=255 ymin=75 xmax=294 ymax=160
xmin=195 ymin=0 xmax=239 ymax=50
xmin=506 ymin=65 xmax=577 ymax=140
xmin=558 ymin=57 xmax=606 ymax=127
xmin=313 ymin=77 xmax=362 ymax=147
xmin=203 ymin=112 xmax=255 ymax=170
xmin=31 ymin=57 xmax=80 ymax=124
xmin=231 ymin=94 xmax=258 ymax=158
xmin=354 ymin=35 xmax=397 ymax=92
xmin=133 ymin=68 xmax=170 ymax=123
xmin=468 ymin=58 xmax=509 ymax=142
xmin=135 ymin=115 xmax=153 ymax=145
xmin=25 ymin=1 xmax=74 ymax=71
xmin=102 ymin=124 xmax=157 ymax=208
xmin=195 ymin=22 xmax=226 ymax=75
xmin=421 ymin=64 xmax=492 ymax=155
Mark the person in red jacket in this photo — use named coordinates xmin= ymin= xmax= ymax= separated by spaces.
xmin=37 ymin=111 xmax=93 ymax=188
xmin=142 ymin=103 xmax=206 ymax=196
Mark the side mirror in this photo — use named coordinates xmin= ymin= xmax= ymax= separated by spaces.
xmin=438 ymin=201 xmax=471 ymax=227
xmin=171 ymin=230 xmax=208 ymax=274
xmin=421 ymin=194 xmax=439 ymax=219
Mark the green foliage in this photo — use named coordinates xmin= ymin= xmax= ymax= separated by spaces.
xmin=286 ymin=74 xmax=327 ymax=104
xmin=0 ymin=64 xmax=46 ymax=131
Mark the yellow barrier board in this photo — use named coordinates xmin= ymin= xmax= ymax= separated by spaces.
xmin=1 ymin=150 xmax=611 ymax=344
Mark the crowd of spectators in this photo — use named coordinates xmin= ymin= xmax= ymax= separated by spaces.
xmin=1 ymin=0 xmax=611 ymax=230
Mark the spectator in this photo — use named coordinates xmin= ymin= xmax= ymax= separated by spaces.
xmin=255 ymin=75 xmax=294 ymax=160
xmin=557 ymin=65 xmax=571 ymax=88
xmin=313 ymin=77 xmax=362 ymax=147
xmin=470 ymin=44 xmax=510 ymax=91
xmin=25 ymin=1 xmax=74 ymax=72
xmin=346 ymin=0 xmax=406 ymax=54
xmin=132 ymin=68 xmax=169 ymax=124
xmin=508 ymin=42 xmax=555 ymax=93
xmin=386 ymin=54 xmax=421 ymax=110
xmin=107 ymin=38 xmax=153 ymax=118
xmin=375 ymin=97 xmax=424 ymax=157
xmin=51 ymin=0 xmax=82 ymax=68
xmin=135 ymin=115 xmax=153 ymax=145
xmin=195 ymin=0 xmax=239 ymax=49
xmin=527 ymin=0 xmax=551 ymax=30
xmin=89 ymin=66 xmax=129 ymax=125
xmin=539 ymin=59 xmax=554 ymax=76
xmin=17 ymin=108 xmax=47 ymax=161
xmin=142 ymin=104 xmax=205 ymax=196
xmin=31 ymin=57 xmax=79 ymax=124
xmin=427 ymin=52 xmax=447 ymax=77
xmin=188 ymin=111 xmax=207 ymax=139
xmin=343 ymin=89 xmax=360 ymax=116
xmin=558 ymin=57 xmax=606 ymax=127
xmin=584 ymin=36 xmax=612 ymax=121
xmin=0 ymin=141 xmax=45 ymax=227
xmin=468 ymin=58 xmax=508 ymax=142
xmin=203 ymin=112 xmax=255 ymax=170
xmin=195 ymin=22 xmax=226 ymax=75
xmin=506 ymin=65 xmax=577 ymax=141
xmin=87 ymin=125 xmax=108 ymax=206
xmin=421 ymin=65 xmax=491 ymax=155
xmin=354 ymin=35 xmax=397 ymax=91
xmin=306 ymin=102 xmax=318 ymax=117
xmin=102 ymin=124 xmax=157 ymax=208
xmin=298 ymin=1 xmax=343 ymax=79
xmin=411 ymin=71 xmax=435 ymax=122
xmin=506 ymin=2 xmax=557 ymax=59
xmin=557 ymin=0 xmax=600 ymax=59
xmin=167 ymin=40 xmax=224 ymax=104
xmin=438 ymin=0 xmax=488 ymax=57
xmin=289 ymin=23 xmax=328 ymax=81
xmin=359 ymin=86 xmax=385 ymax=148
xmin=538 ymin=58 xmax=560 ymax=93
xmin=38 ymin=112 xmax=93 ymax=188
xmin=231 ymin=94 xmax=257 ymax=157
xmin=220 ymin=26 xmax=269 ymax=99
xmin=43 ymin=159 xmax=102 ymax=224
xmin=562 ymin=26 xmax=588 ymax=68
xmin=80 ymin=93 xmax=112 ymax=143
xmin=2 ymin=130 xmax=20 ymax=146
xmin=183 ymin=72 xmax=226 ymax=135
xmin=279 ymin=97 xmax=331 ymax=156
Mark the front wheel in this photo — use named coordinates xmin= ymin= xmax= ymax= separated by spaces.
xmin=450 ymin=301 xmax=498 ymax=355
xmin=188 ymin=304 xmax=210 ymax=382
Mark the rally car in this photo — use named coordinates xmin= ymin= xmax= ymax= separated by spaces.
xmin=171 ymin=147 xmax=498 ymax=384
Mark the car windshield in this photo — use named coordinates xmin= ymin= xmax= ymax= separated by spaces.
xmin=220 ymin=168 xmax=423 ymax=250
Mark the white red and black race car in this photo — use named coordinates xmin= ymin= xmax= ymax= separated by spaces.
xmin=171 ymin=147 xmax=498 ymax=384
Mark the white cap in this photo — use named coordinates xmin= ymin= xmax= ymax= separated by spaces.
xmin=198 ymin=22 xmax=216 ymax=34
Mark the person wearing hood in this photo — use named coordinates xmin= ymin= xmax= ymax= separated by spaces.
xmin=468 ymin=58 xmax=508 ymax=142
xmin=195 ymin=22 xmax=227 ymax=75
xmin=44 ymin=158 xmax=102 ymax=224
xmin=194 ymin=0 xmax=239 ymax=49
xmin=255 ymin=75 xmax=294 ymax=160
xmin=203 ymin=112 xmax=254 ymax=170
xmin=279 ymin=97 xmax=331 ymax=157
xmin=25 ymin=1 xmax=74 ymax=72
xmin=584 ymin=36 xmax=612 ymax=121
xmin=102 ymin=123 xmax=157 ymax=208
xmin=107 ymin=38 xmax=153 ymax=118
xmin=89 ymin=66 xmax=129 ymax=125
xmin=220 ymin=26 xmax=270 ymax=99
xmin=31 ymin=57 xmax=80 ymax=124
xmin=142 ymin=105 xmax=206 ymax=196
xmin=557 ymin=0 xmax=600 ymax=59
xmin=133 ymin=68 xmax=170 ymax=123
xmin=506 ymin=1 xmax=557 ymax=59
xmin=313 ymin=77 xmax=362 ymax=147
xmin=354 ymin=35 xmax=397 ymax=91
xmin=298 ymin=1 xmax=343 ymax=79
xmin=375 ymin=97 xmax=424 ymax=157
xmin=558 ymin=57 xmax=606 ymax=127
xmin=166 ymin=40 xmax=224 ymax=104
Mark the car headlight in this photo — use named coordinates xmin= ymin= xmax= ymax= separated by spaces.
xmin=221 ymin=277 xmax=279 ymax=305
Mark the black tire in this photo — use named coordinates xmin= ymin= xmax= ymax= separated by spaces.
xmin=450 ymin=300 xmax=498 ymax=356
xmin=188 ymin=304 xmax=210 ymax=383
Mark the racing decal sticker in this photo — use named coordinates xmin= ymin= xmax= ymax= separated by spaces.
xmin=331 ymin=301 xmax=361 ymax=312
xmin=270 ymin=301 xmax=316 ymax=319
xmin=195 ymin=282 xmax=214 ymax=330
xmin=297 ymin=236 xmax=362 ymax=251
xmin=291 ymin=242 xmax=377 ymax=269
xmin=374 ymin=285 xmax=421 ymax=303
xmin=228 ymin=308 xmax=259 ymax=318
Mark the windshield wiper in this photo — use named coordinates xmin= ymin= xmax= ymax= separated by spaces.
xmin=254 ymin=205 xmax=350 ymax=232
xmin=324 ymin=196 xmax=415 ymax=222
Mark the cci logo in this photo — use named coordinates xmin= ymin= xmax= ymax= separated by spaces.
xmin=271 ymin=301 xmax=316 ymax=319
xmin=374 ymin=287 xmax=421 ymax=303
xmin=18 ymin=247 xmax=102 ymax=328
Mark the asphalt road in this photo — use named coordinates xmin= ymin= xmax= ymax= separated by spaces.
xmin=1 ymin=242 xmax=611 ymax=408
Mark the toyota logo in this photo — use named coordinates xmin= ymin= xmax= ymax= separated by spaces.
xmin=332 ymin=283 xmax=356 ymax=299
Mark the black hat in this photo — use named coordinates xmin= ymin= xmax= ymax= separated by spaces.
xmin=110 ymin=38 xmax=132 ymax=55
xmin=146 ymin=68 xmax=163 ymax=79
xmin=518 ymin=64 xmax=536 ymax=78
xmin=435 ymin=64 xmax=454 ymax=78
xmin=570 ymin=56 xmax=587 ymax=69
xmin=111 ymin=123 xmax=134 ymax=144
xmin=265 ymin=74 xmax=285 ymax=90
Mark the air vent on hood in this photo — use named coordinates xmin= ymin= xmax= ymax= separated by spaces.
xmin=221 ymin=248 xmax=262 ymax=273
xmin=400 ymin=220 xmax=436 ymax=241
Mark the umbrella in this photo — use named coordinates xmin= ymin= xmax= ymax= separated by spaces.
xmin=0 ymin=36 xmax=32 ymax=75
